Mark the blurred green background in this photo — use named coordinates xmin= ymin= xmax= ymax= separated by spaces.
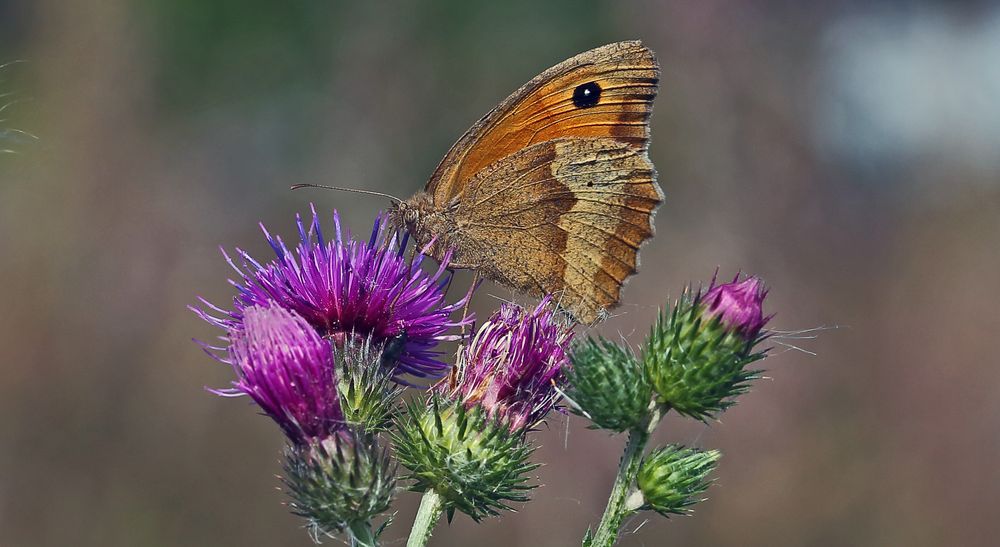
xmin=2 ymin=1 xmax=999 ymax=546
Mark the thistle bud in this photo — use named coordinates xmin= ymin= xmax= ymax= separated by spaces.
xmin=643 ymin=276 xmax=769 ymax=420
xmin=283 ymin=431 xmax=396 ymax=540
xmin=336 ymin=336 xmax=403 ymax=433
xmin=393 ymin=398 xmax=537 ymax=521
xmin=394 ymin=299 xmax=570 ymax=521
xmin=566 ymin=337 xmax=652 ymax=432
xmin=635 ymin=445 xmax=720 ymax=516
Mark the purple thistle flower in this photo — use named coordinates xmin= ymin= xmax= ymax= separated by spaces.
xmin=194 ymin=205 xmax=472 ymax=379
xmin=220 ymin=305 xmax=344 ymax=445
xmin=701 ymin=275 xmax=769 ymax=341
xmin=439 ymin=297 xmax=573 ymax=431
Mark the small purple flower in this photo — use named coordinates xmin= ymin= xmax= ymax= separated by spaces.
xmin=194 ymin=206 xmax=472 ymax=379
xmin=220 ymin=305 xmax=344 ymax=445
xmin=701 ymin=275 xmax=769 ymax=341
xmin=440 ymin=297 xmax=573 ymax=431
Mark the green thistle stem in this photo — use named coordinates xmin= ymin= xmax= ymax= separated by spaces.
xmin=407 ymin=489 xmax=444 ymax=547
xmin=589 ymin=405 xmax=664 ymax=547
xmin=348 ymin=520 xmax=378 ymax=547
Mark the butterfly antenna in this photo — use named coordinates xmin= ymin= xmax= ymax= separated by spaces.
xmin=290 ymin=183 xmax=403 ymax=204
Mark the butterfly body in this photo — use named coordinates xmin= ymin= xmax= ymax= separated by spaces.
xmin=393 ymin=41 xmax=662 ymax=323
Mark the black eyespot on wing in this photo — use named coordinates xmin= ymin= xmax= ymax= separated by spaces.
xmin=572 ymin=82 xmax=602 ymax=108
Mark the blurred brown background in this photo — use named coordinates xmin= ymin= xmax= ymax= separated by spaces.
xmin=2 ymin=1 xmax=998 ymax=546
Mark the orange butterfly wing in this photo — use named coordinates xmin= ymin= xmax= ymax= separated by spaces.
xmin=451 ymin=137 xmax=661 ymax=323
xmin=426 ymin=40 xmax=659 ymax=206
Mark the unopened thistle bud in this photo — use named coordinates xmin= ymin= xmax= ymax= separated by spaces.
xmin=566 ymin=337 xmax=652 ymax=432
xmin=394 ymin=398 xmax=537 ymax=521
xmin=635 ymin=445 xmax=720 ymax=516
xmin=336 ymin=336 xmax=403 ymax=433
xmin=283 ymin=431 xmax=396 ymax=539
xmin=643 ymin=275 xmax=770 ymax=420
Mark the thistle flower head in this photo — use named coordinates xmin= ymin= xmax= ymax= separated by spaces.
xmin=218 ymin=305 xmax=344 ymax=445
xmin=439 ymin=297 xmax=573 ymax=431
xmin=283 ymin=432 xmax=396 ymax=539
xmin=394 ymin=298 xmax=570 ymax=521
xmin=194 ymin=206 xmax=473 ymax=380
xmin=702 ymin=275 xmax=768 ymax=341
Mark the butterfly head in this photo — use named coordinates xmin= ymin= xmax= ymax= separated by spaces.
xmin=390 ymin=193 xmax=424 ymax=229
xmin=390 ymin=191 xmax=453 ymax=260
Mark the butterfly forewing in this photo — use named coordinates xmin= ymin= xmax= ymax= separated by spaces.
xmin=427 ymin=41 xmax=659 ymax=206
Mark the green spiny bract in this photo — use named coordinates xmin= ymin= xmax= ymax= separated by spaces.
xmin=636 ymin=445 xmax=720 ymax=516
xmin=393 ymin=397 xmax=539 ymax=522
xmin=282 ymin=431 xmax=396 ymax=538
xmin=643 ymin=290 xmax=766 ymax=420
xmin=566 ymin=336 xmax=652 ymax=432
xmin=336 ymin=336 xmax=403 ymax=433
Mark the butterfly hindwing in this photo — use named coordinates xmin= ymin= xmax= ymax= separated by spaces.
xmin=449 ymin=137 xmax=661 ymax=323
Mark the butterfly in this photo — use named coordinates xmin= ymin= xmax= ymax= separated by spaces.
xmin=394 ymin=41 xmax=662 ymax=324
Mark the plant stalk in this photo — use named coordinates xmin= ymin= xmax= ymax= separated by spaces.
xmin=407 ymin=489 xmax=444 ymax=547
xmin=348 ymin=520 xmax=378 ymax=547
xmin=588 ymin=405 xmax=664 ymax=546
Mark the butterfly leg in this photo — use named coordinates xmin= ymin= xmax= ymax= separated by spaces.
xmin=450 ymin=271 xmax=481 ymax=389
xmin=443 ymin=267 xmax=456 ymax=298
xmin=461 ymin=272 xmax=479 ymax=329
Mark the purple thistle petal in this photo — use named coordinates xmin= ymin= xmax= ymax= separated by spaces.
xmin=440 ymin=296 xmax=573 ymax=431
xmin=701 ymin=275 xmax=769 ymax=341
xmin=225 ymin=305 xmax=344 ymax=444
xmin=193 ymin=206 xmax=473 ymax=380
